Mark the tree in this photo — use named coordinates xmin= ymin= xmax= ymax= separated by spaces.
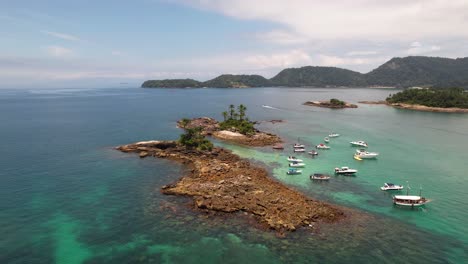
xmin=238 ymin=104 xmax=247 ymax=121
xmin=179 ymin=118 xmax=191 ymax=129
xmin=178 ymin=127 xmax=213 ymax=151
xmin=229 ymin=104 xmax=235 ymax=119
xmin=222 ymin=111 xmax=228 ymax=121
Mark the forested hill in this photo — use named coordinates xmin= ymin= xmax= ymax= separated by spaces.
xmin=141 ymin=56 xmax=468 ymax=88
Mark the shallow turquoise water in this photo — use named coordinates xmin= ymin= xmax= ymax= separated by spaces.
xmin=1 ymin=87 xmax=467 ymax=263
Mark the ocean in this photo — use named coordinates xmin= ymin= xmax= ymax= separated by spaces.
xmin=1 ymin=87 xmax=467 ymax=263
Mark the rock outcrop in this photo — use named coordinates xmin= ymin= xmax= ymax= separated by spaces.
xmin=178 ymin=117 xmax=282 ymax=147
xmin=116 ymin=141 xmax=345 ymax=232
xmin=303 ymin=101 xmax=358 ymax=109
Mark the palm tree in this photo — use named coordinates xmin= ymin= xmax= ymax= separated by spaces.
xmin=222 ymin=111 xmax=228 ymax=121
xmin=229 ymin=104 xmax=235 ymax=119
xmin=238 ymin=104 xmax=247 ymax=121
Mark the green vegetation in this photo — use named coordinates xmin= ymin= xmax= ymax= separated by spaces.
xmin=219 ymin=104 xmax=255 ymax=135
xmin=329 ymin=98 xmax=346 ymax=106
xmin=386 ymin=88 xmax=468 ymax=108
xmin=270 ymin=66 xmax=366 ymax=87
xmin=142 ymin=79 xmax=202 ymax=88
xmin=178 ymin=127 xmax=213 ymax=151
xmin=142 ymin=56 xmax=468 ymax=89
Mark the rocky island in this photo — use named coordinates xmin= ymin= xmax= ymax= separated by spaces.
xmin=303 ymin=98 xmax=358 ymax=109
xmin=116 ymin=140 xmax=345 ymax=232
xmin=178 ymin=104 xmax=282 ymax=147
xmin=360 ymin=88 xmax=468 ymax=113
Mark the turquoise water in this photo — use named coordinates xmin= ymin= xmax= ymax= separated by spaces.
xmin=1 ymin=87 xmax=467 ymax=263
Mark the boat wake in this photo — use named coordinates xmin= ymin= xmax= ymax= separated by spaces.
xmin=262 ymin=105 xmax=280 ymax=110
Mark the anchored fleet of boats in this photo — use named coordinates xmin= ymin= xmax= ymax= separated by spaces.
xmin=282 ymin=133 xmax=430 ymax=208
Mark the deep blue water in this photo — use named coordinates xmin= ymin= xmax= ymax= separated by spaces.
xmin=1 ymin=87 xmax=467 ymax=263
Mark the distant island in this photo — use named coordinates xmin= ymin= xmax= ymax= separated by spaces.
xmin=304 ymin=98 xmax=358 ymax=109
xmin=142 ymin=56 xmax=468 ymax=89
xmin=360 ymin=88 xmax=468 ymax=113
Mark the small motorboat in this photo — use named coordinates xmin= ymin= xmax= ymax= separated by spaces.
xmin=294 ymin=143 xmax=305 ymax=148
xmin=329 ymin=133 xmax=340 ymax=138
xmin=393 ymin=184 xmax=430 ymax=207
xmin=316 ymin=144 xmax=330 ymax=149
xmin=294 ymin=148 xmax=306 ymax=153
xmin=355 ymin=149 xmax=379 ymax=159
xmin=287 ymin=156 xmax=303 ymax=162
xmin=289 ymin=162 xmax=305 ymax=168
xmin=350 ymin=141 xmax=368 ymax=148
xmin=324 ymin=137 xmax=330 ymax=143
xmin=308 ymin=150 xmax=318 ymax=156
xmin=272 ymin=144 xmax=284 ymax=150
xmin=381 ymin=183 xmax=404 ymax=191
xmin=334 ymin=166 xmax=358 ymax=175
xmin=287 ymin=168 xmax=302 ymax=175
xmin=310 ymin=173 xmax=331 ymax=180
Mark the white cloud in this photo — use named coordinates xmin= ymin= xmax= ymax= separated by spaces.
xmin=42 ymin=30 xmax=81 ymax=41
xmin=407 ymin=42 xmax=441 ymax=55
xmin=45 ymin=45 xmax=75 ymax=57
xmin=244 ymin=49 xmax=312 ymax=69
xmin=179 ymin=0 xmax=468 ymax=40
xmin=346 ymin=50 xmax=379 ymax=56
xmin=255 ymin=30 xmax=309 ymax=45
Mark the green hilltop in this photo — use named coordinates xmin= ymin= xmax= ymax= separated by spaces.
xmin=142 ymin=56 xmax=468 ymax=89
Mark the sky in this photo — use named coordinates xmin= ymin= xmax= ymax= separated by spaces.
xmin=1 ymin=0 xmax=468 ymax=88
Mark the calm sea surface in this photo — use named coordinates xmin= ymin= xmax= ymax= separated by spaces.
xmin=1 ymin=87 xmax=467 ymax=263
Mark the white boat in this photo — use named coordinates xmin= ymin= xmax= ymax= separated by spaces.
xmin=294 ymin=144 xmax=305 ymax=148
xmin=310 ymin=173 xmax=331 ymax=180
xmin=350 ymin=141 xmax=368 ymax=147
xmin=328 ymin=133 xmax=340 ymax=138
xmin=316 ymin=143 xmax=330 ymax=149
xmin=287 ymin=168 xmax=302 ymax=175
xmin=287 ymin=156 xmax=303 ymax=162
xmin=294 ymin=148 xmax=306 ymax=153
xmin=324 ymin=137 xmax=330 ymax=143
xmin=334 ymin=166 xmax=358 ymax=175
xmin=355 ymin=149 xmax=379 ymax=159
xmin=308 ymin=150 xmax=318 ymax=156
xmin=380 ymin=183 xmax=404 ymax=191
xmin=289 ymin=162 xmax=305 ymax=168
xmin=393 ymin=185 xmax=429 ymax=207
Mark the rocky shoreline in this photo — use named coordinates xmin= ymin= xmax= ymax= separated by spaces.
xmin=303 ymin=100 xmax=358 ymax=109
xmin=359 ymin=101 xmax=468 ymax=113
xmin=116 ymin=140 xmax=345 ymax=232
xmin=178 ymin=117 xmax=282 ymax=147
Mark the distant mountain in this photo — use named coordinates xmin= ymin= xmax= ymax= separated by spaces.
xmin=366 ymin=56 xmax=468 ymax=88
xmin=141 ymin=56 xmax=468 ymax=89
xmin=270 ymin=66 xmax=366 ymax=87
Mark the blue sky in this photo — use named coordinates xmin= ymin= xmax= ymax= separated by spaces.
xmin=1 ymin=0 xmax=468 ymax=88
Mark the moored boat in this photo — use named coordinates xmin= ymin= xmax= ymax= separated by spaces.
xmin=310 ymin=173 xmax=331 ymax=180
xmin=350 ymin=141 xmax=368 ymax=147
xmin=316 ymin=143 xmax=330 ymax=149
xmin=308 ymin=150 xmax=318 ymax=156
xmin=355 ymin=149 xmax=379 ymax=159
xmin=294 ymin=148 xmax=306 ymax=153
xmin=294 ymin=143 xmax=306 ymax=148
xmin=393 ymin=185 xmax=429 ymax=207
xmin=334 ymin=166 xmax=358 ymax=175
xmin=272 ymin=144 xmax=284 ymax=150
xmin=381 ymin=182 xmax=404 ymax=191
xmin=328 ymin=133 xmax=340 ymax=138
xmin=287 ymin=156 xmax=303 ymax=162
xmin=289 ymin=162 xmax=305 ymax=168
xmin=287 ymin=168 xmax=302 ymax=175
xmin=324 ymin=137 xmax=330 ymax=143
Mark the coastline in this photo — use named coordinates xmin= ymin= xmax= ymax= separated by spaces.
xmin=116 ymin=140 xmax=345 ymax=233
xmin=359 ymin=101 xmax=468 ymax=113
